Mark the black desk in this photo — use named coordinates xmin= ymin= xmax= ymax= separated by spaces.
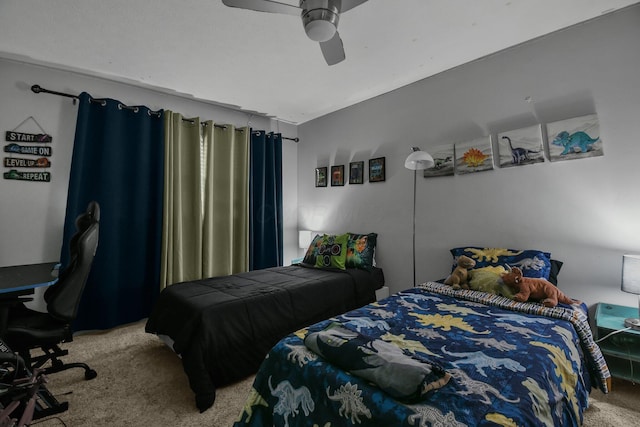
xmin=0 ymin=262 xmax=59 ymax=296
xmin=0 ymin=262 xmax=69 ymax=420
xmin=0 ymin=262 xmax=59 ymax=337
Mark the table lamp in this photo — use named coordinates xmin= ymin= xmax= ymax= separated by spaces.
xmin=299 ymin=230 xmax=313 ymax=250
xmin=622 ymin=254 xmax=640 ymax=330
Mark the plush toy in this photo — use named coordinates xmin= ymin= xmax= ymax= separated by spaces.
xmin=501 ymin=266 xmax=577 ymax=307
xmin=444 ymin=255 xmax=476 ymax=290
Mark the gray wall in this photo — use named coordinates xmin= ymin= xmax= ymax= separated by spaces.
xmin=0 ymin=58 xmax=299 ymax=269
xmin=297 ymin=5 xmax=640 ymax=308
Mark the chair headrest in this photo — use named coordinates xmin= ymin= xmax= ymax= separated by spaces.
xmin=75 ymin=201 xmax=100 ymax=231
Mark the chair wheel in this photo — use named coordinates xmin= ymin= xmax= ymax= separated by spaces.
xmin=85 ymin=369 xmax=97 ymax=380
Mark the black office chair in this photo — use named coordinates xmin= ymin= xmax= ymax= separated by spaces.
xmin=4 ymin=201 xmax=100 ymax=381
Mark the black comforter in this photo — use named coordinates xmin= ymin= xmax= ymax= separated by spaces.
xmin=145 ymin=264 xmax=384 ymax=411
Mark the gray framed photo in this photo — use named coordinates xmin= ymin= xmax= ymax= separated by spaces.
xmin=315 ymin=167 xmax=327 ymax=187
xmin=331 ymin=165 xmax=345 ymax=186
xmin=369 ymin=157 xmax=385 ymax=182
xmin=349 ymin=161 xmax=364 ymax=184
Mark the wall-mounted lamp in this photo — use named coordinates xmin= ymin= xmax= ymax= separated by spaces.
xmin=404 ymin=147 xmax=434 ymax=287
xmin=299 ymin=230 xmax=313 ymax=250
xmin=622 ymin=254 xmax=640 ymax=330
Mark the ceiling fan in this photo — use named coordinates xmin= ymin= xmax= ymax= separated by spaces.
xmin=221 ymin=0 xmax=369 ymax=65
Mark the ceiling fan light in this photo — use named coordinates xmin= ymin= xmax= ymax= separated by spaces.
xmin=302 ymin=7 xmax=339 ymax=42
xmin=304 ymin=20 xmax=336 ymax=42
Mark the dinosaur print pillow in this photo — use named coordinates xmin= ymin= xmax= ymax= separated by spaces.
xmin=345 ymin=232 xmax=377 ymax=270
xmin=450 ymin=246 xmax=552 ymax=280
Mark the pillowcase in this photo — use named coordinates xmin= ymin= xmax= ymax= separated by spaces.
xmin=450 ymin=246 xmax=552 ymax=279
xmin=314 ymin=233 xmax=349 ymax=270
xmin=302 ymin=234 xmax=324 ymax=266
xmin=468 ymin=266 xmax=515 ymax=299
xmin=345 ymin=232 xmax=377 ymax=270
xmin=548 ymin=259 xmax=563 ymax=286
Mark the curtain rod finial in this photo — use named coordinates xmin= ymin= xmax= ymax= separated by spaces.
xmin=31 ymin=85 xmax=42 ymax=94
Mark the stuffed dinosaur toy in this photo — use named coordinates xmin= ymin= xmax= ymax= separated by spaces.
xmin=501 ymin=266 xmax=577 ymax=307
xmin=444 ymin=255 xmax=476 ymax=290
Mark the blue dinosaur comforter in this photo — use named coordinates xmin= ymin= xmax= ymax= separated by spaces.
xmin=234 ymin=282 xmax=610 ymax=427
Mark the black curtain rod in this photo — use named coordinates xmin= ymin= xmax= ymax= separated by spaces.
xmin=31 ymin=84 xmax=300 ymax=143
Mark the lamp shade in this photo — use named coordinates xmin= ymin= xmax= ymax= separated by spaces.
xmin=622 ymin=254 xmax=640 ymax=294
xmin=404 ymin=147 xmax=434 ymax=170
xmin=299 ymin=230 xmax=313 ymax=249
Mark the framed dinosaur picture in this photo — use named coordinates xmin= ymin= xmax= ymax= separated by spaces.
xmin=497 ymin=124 xmax=545 ymax=168
xmin=454 ymin=136 xmax=494 ymax=175
xmin=546 ymin=114 xmax=603 ymax=162
xmin=423 ymin=143 xmax=455 ymax=178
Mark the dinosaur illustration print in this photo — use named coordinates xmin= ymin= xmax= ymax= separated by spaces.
xmin=399 ymin=298 xmax=425 ymax=311
xmin=530 ymin=341 xmax=578 ymax=391
xmin=487 ymin=311 xmax=556 ymax=326
xmin=495 ymin=322 xmax=550 ymax=338
xmin=449 ymin=369 xmax=520 ymax=404
xmin=552 ymin=325 xmax=581 ymax=363
xmin=407 ymin=327 xmax=445 ymax=340
xmin=502 ymin=136 xmax=540 ymax=164
xmin=407 ymin=404 xmax=466 ymax=427
xmin=511 ymin=255 xmax=546 ymax=271
xmin=433 ymin=156 xmax=452 ymax=170
xmin=410 ymin=313 xmax=490 ymax=335
xmin=441 ymin=346 xmax=525 ymax=377
xmin=341 ymin=315 xmax=390 ymax=332
xmin=326 ymin=382 xmax=372 ymax=424
xmin=551 ymin=130 xmax=599 ymax=155
xmin=464 ymin=247 xmax=521 ymax=263
xmin=399 ymin=292 xmax=442 ymax=304
xmin=470 ymin=337 xmax=516 ymax=351
xmin=239 ymin=387 xmax=269 ymax=423
xmin=269 ymin=377 xmax=315 ymax=427
xmin=436 ymin=303 xmax=489 ymax=317
xmin=285 ymin=343 xmax=317 ymax=367
xmin=380 ymin=332 xmax=440 ymax=357
xmin=368 ymin=307 xmax=396 ymax=319
xmin=522 ymin=377 xmax=554 ymax=427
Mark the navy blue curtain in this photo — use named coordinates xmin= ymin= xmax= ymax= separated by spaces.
xmin=249 ymin=131 xmax=283 ymax=270
xmin=61 ymin=92 xmax=164 ymax=331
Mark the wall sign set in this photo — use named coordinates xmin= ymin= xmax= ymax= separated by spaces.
xmin=3 ymin=117 xmax=52 ymax=182
xmin=316 ymin=156 xmax=386 ymax=187
xmin=423 ymin=113 xmax=603 ymax=178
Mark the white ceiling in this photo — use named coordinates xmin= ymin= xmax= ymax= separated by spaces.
xmin=1 ymin=0 xmax=638 ymax=124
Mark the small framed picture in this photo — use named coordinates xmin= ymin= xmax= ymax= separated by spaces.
xmin=349 ymin=161 xmax=364 ymax=184
xmin=331 ymin=165 xmax=345 ymax=186
xmin=369 ymin=157 xmax=386 ymax=182
xmin=315 ymin=167 xmax=327 ymax=187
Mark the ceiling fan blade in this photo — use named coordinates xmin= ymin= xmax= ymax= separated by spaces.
xmin=319 ymin=31 xmax=345 ymax=65
xmin=221 ymin=0 xmax=301 ymax=16
xmin=340 ymin=0 xmax=369 ymax=13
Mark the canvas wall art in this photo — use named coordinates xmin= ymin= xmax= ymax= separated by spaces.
xmin=546 ymin=114 xmax=603 ymax=162
xmin=454 ymin=136 xmax=494 ymax=175
xmin=497 ymin=125 xmax=545 ymax=168
xmin=423 ymin=144 xmax=455 ymax=178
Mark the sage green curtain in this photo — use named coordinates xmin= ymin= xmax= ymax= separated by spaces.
xmin=160 ymin=112 xmax=249 ymax=289
xmin=161 ymin=112 xmax=203 ymax=288
xmin=202 ymin=122 xmax=249 ymax=278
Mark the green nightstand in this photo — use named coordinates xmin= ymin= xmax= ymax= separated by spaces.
xmin=595 ymin=303 xmax=640 ymax=382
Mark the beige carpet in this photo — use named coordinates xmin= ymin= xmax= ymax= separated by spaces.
xmin=29 ymin=320 xmax=639 ymax=427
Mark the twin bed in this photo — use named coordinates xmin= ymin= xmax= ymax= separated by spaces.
xmin=145 ymin=232 xmax=383 ymax=411
xmin=147 ymin=241 xmax=611 ymax=426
